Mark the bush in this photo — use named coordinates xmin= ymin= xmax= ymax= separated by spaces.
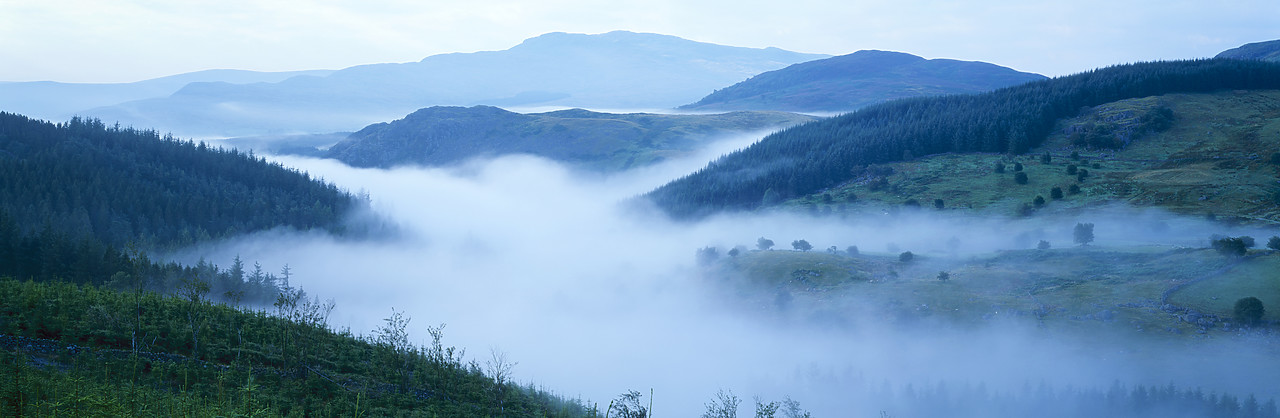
xmin=1013 ymin=162 xmax=1024 ymax=171
xmin=1037 ymin=240 xmax=1051 ymax=250
xmin=1268 ymin=236 xmax=1280 ymax=251
xmin=846 ymin=245 xmax=859 ymax=255
xmin=899 ymin=251 xmax=914 ymax=262
xmin=1033 ymin=195 xmax=1046 ymax=207
xmin=934 ymin=199 xmax=945 ymax=209
xmin=1067 ymin=164 xmax=1078 ymax=175
xmin=1234 ymin=297 xmax=1265 ymax=325
xmin=1211 ymin=236 xmax=1248 ymax=257
xmin=937 ymin=271 xmax=950 ymax=282
xmin=1069 ymin=184 xmax=1081 ymax=195
xmin=1015 ymin=172 xmax=1028 ymax=184
xmin=994 ymin=162 xmax=1006 ymax=173
xmin=1050 ymin=187 xmax=1064 ymax=199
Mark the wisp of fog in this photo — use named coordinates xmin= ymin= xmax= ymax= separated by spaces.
xmin=175 ymin=132 xmax=1279 ymax=416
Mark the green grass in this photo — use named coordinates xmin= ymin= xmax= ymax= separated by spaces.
xmin=785 ymin=90 xmax=1280 ymax=224
xmin=1168 ymin=253 xmax=1280 ymax=319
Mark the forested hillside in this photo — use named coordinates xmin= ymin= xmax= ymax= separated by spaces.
xmin=646 ymin=59 xmax=1280 ymax=218
xmin=327 ymin=106 xmax=814 ymax=171
xmin=0 ymin=113 xmax=365 ymax=303
xmin=1217 ymin=39 xmax=1280 ymax=62
xmin=679 ymin=50 xmax=1045 ymax=112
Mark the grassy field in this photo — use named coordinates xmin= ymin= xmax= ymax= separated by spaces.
xmin=783 ymin=90 xmax=1280 ymax=224
xmin=713 ymin=245 xmax=1277 ymax=341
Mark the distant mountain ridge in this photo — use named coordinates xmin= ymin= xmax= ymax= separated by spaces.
xmin=82 ymin=31 xmax=827 ymax=137
xmin=325 ymin=106 xmax=816 ymax=171
xmin=1216 ymin=39 xmax=1280 ymax=62
xmin=680 ymin=50 xmax=1047 ymax=112
xmin=0 ymin=69 xmax=333 ymax=123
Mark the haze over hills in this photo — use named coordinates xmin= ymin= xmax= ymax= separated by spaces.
xmin=681 ymin=50 xmax=1047 ymax=112
xmin=80 ymin=31 xmax=827 ymax=137
xmin=0 ymin=69 xmax=333 ymax=123
xmin=1216 ymin=39 xmax=1280 ymax=62
xmin=325 ymin=106 xmax=816 ymax=171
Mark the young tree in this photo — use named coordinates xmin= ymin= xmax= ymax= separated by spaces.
xmin=696 ymin=246 xmax=720 ymax=265
xmin=757 ymin=237 xmax=774 ymax=251
xmin=754 ymin=397 xmax=780 ymax=418
xmin=702 ymin=389 xmax=740 ymax=418
xmin=1067 ymin=164 xmax=1078 ymax=175
xmin=781 ymin=397 xmax=811 ymax=418
xmin=791 ymin=240 xmax=812 ymax=252
xmin=610 ymin=390 xmax=649 ymax=418
xmin=1234 ymin=297 xmax=1265 ymax=325
xmin=1074 ymin=222 xmax=1095 ymax=246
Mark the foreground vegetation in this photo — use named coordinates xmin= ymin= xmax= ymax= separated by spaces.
xmin=0 ymin=278 xmax=591 ymax=417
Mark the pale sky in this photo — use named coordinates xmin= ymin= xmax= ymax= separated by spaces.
xmin=2 ymin=0 xmax=1277 ymax=83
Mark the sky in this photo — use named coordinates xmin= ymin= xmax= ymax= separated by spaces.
xmin=2 ymin=0 xmax=1277 ymax=83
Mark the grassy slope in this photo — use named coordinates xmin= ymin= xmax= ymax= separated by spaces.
xmin=781 ymin=90 xmax=1280 ymax=223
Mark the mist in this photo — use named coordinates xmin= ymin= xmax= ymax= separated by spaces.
xmin=171 ymin=132 xmax=1279 ymax=416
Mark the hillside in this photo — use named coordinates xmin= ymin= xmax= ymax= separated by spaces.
xmin=776 ymin=90 xmax=1280 ymax=222
xmin=645 ymin=59 xmax=1280 ymax=219
xmin=326 ymin=106 xmax=816 ymax=171
xmin=1217 ymin=40 xmax=1280 ymax=62
xmin=0 ymin=279 xmax=590 ymax=416
xmin=0 ymin=113 xmax=365 ymax=303
xmin=680 ymin=50 xmax=1046 ymax=112
xmin=82 ymin=31 xmax=827 ymax=137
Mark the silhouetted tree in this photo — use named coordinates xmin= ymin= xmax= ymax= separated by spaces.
xmin=846 ymin=245 xmax=859 ymax=256
xmin=937 ymin=271 xmax=950 ymax=282
xmin=728 ymin=247 xmax=741 ymax=258
xmin=702 ymin=389 xmax=740 ymax=418
xmin=1074 ymin=222 xmax=1095 ymax=246
xmin=1268 ymin=236 xmax=1280 ymax=251
xmin=696 ymin=246 xmax=720 ymax=265
xmin=610 ymin=390 xmax=649 ymax=418
xmin=899 ymin=251 xmax=914 ymax=262
xmin=1033 ymin=195 xmax=1046 ymax=207
xmin=934 ymin=199 xmax=945 ymax=209
xmin=791 ymin=240 xmax=812 ymax=252
xmin=757 ymin=237 xmax=775 ymax=251
xmin=1211 ymin=236 xmax=1247 ymax=257
xmin=1015 ymin=172 xmax=1028 ymax=184
xmin=1038 ymin=240 xmax=1051 ymax=250
xmin=1234 ymin=297 xmax=1265 ymax=325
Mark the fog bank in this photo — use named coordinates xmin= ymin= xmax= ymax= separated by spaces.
xmin=169 ymin=135 xmax=1279 ymax=415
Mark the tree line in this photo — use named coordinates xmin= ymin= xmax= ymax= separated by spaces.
xmin=646 ymin=59 xmax=1280 ymax=218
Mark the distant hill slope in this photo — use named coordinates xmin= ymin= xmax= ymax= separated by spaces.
xmin=680 ymin=50 xmax=1046 ymax=112
xmin=325 ymin=106 xmax=816 ymax=171
xmin=83 ymin=31 xmax=827 ymax=137
xmin=0 ymin=69 xmax=333 ymax=123
xmin=1216 ymin=40 xmax=1280 ymax=62
xmin=645 ymin=59 xmax=1280 ymax=219
xmin=774 ymin=90 xmax=1280 ymax=223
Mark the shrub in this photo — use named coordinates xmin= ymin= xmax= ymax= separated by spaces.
xmin=1267 ymin=236 xmax=1280 ymax=251
xmin=899 ymin=251 xmax=914 ymax=262
xmin=1050 ymin=187 xmax=1064 ymax=199
xmin=1033 ymin=195 xmax=1046 ymax=207
xmin=1037 ymin=240 xmax=1051 ymax=250
xmin=1015 ymin=172 xmax=1029 ymax=184
xmin=933 ymin=199 xmax=945 ymax=209
xmin=994 ymin=162 xmax=1006 ymax=173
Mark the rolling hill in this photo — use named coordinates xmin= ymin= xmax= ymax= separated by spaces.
xmin=645 ymin=59 xmax=1280 ymax=219
xmin=81 ymin=31 xmax=827 ymax=137
xmin=325 ymin=106 xmax=817 ymax=171
xmin=680 ymin=50 xmax=1046 ymax=112
xmin=1217 ymin=39 xmax=1280 ymax=62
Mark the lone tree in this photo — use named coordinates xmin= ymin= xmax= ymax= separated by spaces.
xmin=792 ymin=239 xmax=813 ymax=252
xmin=1037 ymin=240 xmax=1051 ymax=250
xmin=1234 ymin=297 xmax=1265 ymax=325
xmin=696 ymin=246 xmax=720 ymax=265
xmin=1268 ymin=236 xmax=1280 ymax=251
xmin=937 ymin=271 xmax=950 ymax=282
xmin=757 ymin=237 xmax=774 ymax=251
xmin=1073 ymin=222 xmax=1095 ymax=246
xmin=899 ymin=251 xmax=914 ymax=263
xmin=1211 ymin=236 xmax=1248 ymax=257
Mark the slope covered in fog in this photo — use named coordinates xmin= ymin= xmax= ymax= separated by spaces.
xmin=647 ymin=59 xmax=1280 ymax=219
xmin=680 ymin=50 xmax=1046 ymax=112
xmin=326 ymin=106 xmax=816 ymax=171
xmin=82 ymin=31 xmax=827 ymax=137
